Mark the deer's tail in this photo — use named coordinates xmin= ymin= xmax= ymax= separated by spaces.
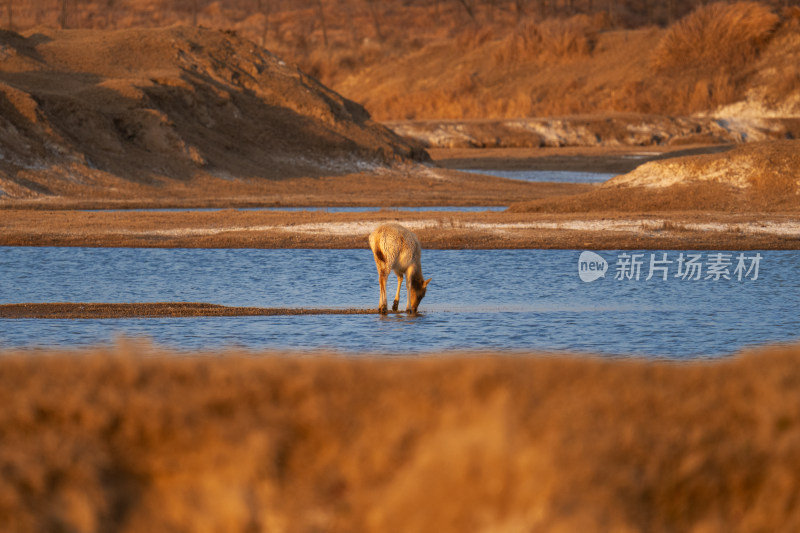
xmin=369 ymin=232 xmax=385 ymax=263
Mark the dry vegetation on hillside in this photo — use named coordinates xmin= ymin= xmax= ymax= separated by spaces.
xmin=4 ymin=1 xmax=800 ymax=120
xmin=338 ymin=2 xmax=800 ymax=119
xmin=651 ymin=1 xmax=780 ymax=73
xmin=3 ymin=343 xmax=800 ymax=532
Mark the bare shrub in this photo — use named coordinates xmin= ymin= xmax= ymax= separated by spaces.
xmin=538 ymin=13 xmax=606 ymax=58
xmin=495 ymin=13 xmax=607 ymax=66
xmin=685 ymin=73 xmax=739 ymax=110
xmin=762 ymin=67 xmax=800 ymax=106
xmin=455 ymin=25 xmax=498 ymax=50
xmin=652 ymin=2 xmax=780 ymax=74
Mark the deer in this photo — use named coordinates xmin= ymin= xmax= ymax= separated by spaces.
xmin=369 ymin=223 xmax=431 ymax=315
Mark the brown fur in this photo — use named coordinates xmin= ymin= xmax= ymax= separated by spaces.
xmin=369 ymin=223 xmax=431 ymax=314
xmin=410 ymin=273 xmax=426 ymax=291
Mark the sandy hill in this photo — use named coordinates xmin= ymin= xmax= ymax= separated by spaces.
xmin=0 ymin=26 xmax=427 ymax=200
xmin=606 ymin=140 xmax=800 ymax=191
xmin=509 ymin=140 xmax=800 ymax=213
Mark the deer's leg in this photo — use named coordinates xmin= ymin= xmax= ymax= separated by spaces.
xmin=405 ymin=274 xmax=412 ymax=313
xmin=377 ymin=268 xmax=388 ymax=314
xmin=392 ymin=273 xmax=403 ymax=311
xmin=373 ymin=248 xmax=389 ymax=314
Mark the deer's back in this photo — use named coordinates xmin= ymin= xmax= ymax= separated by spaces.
xmin=369 ymin=223 xmax=421 ymax=271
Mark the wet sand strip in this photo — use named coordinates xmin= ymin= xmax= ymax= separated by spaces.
xmin=0 ymin=303 xmax=395 ymax=319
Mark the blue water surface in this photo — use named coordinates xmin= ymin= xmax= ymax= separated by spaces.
xmin=0 ymin=248 xmax=797 ymax=357
xmin=459 ymin=169 xmax=617 ymax=183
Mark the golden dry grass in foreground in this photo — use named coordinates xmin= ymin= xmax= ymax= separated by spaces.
xmin=2 ymin=343 xmax=800 ymax=532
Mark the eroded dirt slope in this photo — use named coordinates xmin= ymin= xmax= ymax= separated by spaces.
xmin=0 ymin=26 xmax=427 ymax=199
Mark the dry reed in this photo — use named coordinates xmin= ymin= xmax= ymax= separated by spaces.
xmin=3 ymin=343 xmax=800 ymax=531
xmin=651 ymin=1 xmax=780 ymax=74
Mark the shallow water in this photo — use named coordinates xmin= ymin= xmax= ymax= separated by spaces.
xmin=459 ymin=169 xmax=617 ymax=183
xmin=1 ymin=248 xmax=797 ymax=357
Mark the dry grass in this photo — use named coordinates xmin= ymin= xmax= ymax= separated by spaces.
xmin=336 ymin=1 xmax=800 ymax=120
xmin=3 ymin=1 xmax=799 ymax=120
xmin=3 ymin=342 xmax=800 ymax=532
xmin=647 ymin=2 xmax=782 ymax=112
xmin=651 ymin=2 xmax=780 ymax=74
xmin=261 ymin=1 xmax=800 ymax=120
xmin=493 ymin=13 xmax=608 ymax=66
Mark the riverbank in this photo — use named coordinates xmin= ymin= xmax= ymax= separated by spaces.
xmin=2 ymin=144 xmax=798 ymax=250
xmin=2 ymin=208 xmax=798 ymax=249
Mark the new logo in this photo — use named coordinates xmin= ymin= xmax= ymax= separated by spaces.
xmin=578 ymin=251 xmax=608 ymax=283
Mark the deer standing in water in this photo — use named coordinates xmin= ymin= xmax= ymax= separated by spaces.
xmin=369 ymin=223 xmax=431 ymax=314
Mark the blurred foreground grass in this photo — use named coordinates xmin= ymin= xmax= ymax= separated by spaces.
xmin=2 ymin=341 xmax=800 ymax=532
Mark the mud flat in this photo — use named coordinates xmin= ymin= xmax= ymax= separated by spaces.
xmin=0 ymin=167 xmax=582 ymax=210
xmin=0 ymin=303 xmax=398 ymax=319
xmin=1 ymin=208 xmax=798 ymax=250
xmin=2 ymin=141 xmax=799 ymax=250
xmin=2 ymin=343 xmax=800 ymax=531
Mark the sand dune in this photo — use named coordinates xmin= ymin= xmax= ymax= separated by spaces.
xmin=510 ymin=140 xmax=800 ymax=213
xmin=605 ymin=140 xmax=800 ymax=190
